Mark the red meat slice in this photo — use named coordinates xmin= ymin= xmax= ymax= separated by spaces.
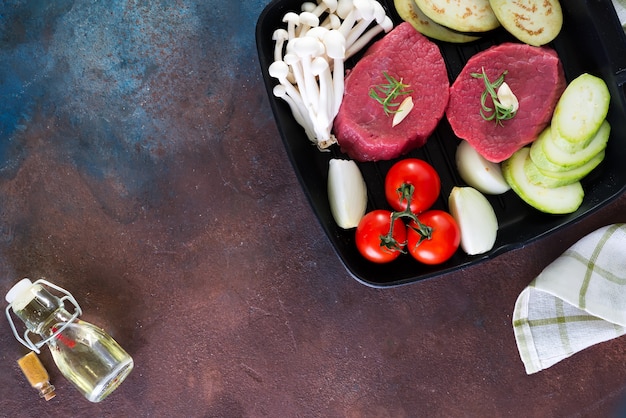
xmin=333 ymin=22 xmax=449 ymax=162
xmin=447 ymin=43 xmax=566 ymax=163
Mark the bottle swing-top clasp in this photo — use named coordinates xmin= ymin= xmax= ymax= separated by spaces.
xmin=5 ymin=279 xmax=82 ymax=354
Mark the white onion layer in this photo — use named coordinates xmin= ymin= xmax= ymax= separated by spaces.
xmin=455 ymin=141 xmax=511 ymax=195
xmin=328 ymin=159 xmax=367 ymax=229
xmin=448 ymin=186 xmax=498 ymax=255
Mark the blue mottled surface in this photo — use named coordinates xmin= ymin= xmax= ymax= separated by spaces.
xmin=1 ymin=1 xmax=626 ymax=416
xmin=1 ymin=0 xmax=262 ymax=174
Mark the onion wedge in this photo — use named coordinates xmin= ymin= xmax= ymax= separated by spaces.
xmin=448 ymin=186 xmax=498 ymax=255
xmin=456 ymin=141 xmax=510 ymax=195
xmin=328 ymin=159 xmax=368 ymax=229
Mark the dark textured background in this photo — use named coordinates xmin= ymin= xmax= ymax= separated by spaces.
xmin=1 ymin=1 xmax=625 ymax=416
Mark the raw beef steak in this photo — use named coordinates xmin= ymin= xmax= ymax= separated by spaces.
xmin=333 ymin=22 xmax=449 ymax=162
xmin=446 ymin=43 xmax=566 ymax=162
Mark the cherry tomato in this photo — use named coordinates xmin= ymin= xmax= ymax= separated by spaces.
xmin=406 ymin=210 xmax=460 ymax=265
xmin=355 ymin=210 xmax=406 ymax=263
xmin=385 ymin=158 xmax=441 ymax=214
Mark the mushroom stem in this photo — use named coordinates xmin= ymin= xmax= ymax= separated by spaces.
xmin=345 ymin=15 xmax=392 ymax=59
xmin=345 ymin=0 xmax=376 ymax=47
xmin=336 ymin=0 xmax=354 ymax=20
xmin=321 ymin=13 xmax=341 ymax=30
xmin=273 ymin=85 xmax=316 ymax=142
xmin=312 ymin=0 xmax=338 ymax=17
xmin=268 ymin=60 xmax=303 ymax=106
xmin=282 ymin=12 xmax=300 ymax=40
xmin=323 ymin=29 xmax=346 ymax=117
xmin=272 ymin=29 xmax=289 ymax=62
xmin=311 ymin=56 xmax=334 ymax=141
xmin=337 ymin=9 xmax=357 ymax=38
xmin=292 ymin=37 xmax=324 ymax=116
xmin=344 ymin=17 xmax=373 ymax=48
xmin=271 ymin=0 xmax=391 ymax=150
xmin=338 ymin=0 xmax=371 ymax=38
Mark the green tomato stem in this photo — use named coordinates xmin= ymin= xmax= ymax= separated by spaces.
xmin=380 ymin=183 xmax=433 ymax=252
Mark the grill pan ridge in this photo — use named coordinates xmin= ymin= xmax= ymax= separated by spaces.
xmin=256 ymin=0 xmax=626 ymax=287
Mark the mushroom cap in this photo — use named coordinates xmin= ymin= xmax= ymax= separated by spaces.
xmin=282 ymin=11 xmax=300 ymax=24
xmin=323 ymin=14 xmax=341 ymax=30
xmin=272 ymin=28 xmax=289 ymax=42
xmin=292 ymin=36 xmax=324 ymax=57
xmin=273 ymin=84 xmax=288 ymax=98
xmin=268 ymin=60 xmax=290 ymax=80
xmin=354 ymin=0 xmax=375 ymax=21
xmin=372 ymin=1 xmax=386 ymax=24
xmin=321 ymin=0 xmax=339 ymax=13
xmin=298 ymin=11 xmax=320 ymax=28
xmin=310 ymin=56 xmax=330 ymax=76
xmin=283 ymin=53 xmax=300 ymax=66
xmin=380 ymin=16 xmax=393 ymax=32
xmin=301 ymin=2 xmax=317 ymax=13
xmin=323 ymin=30 xmax=346 ymax=59
xmin=336 ymin=0 xmax=354 ymax=19
xmin=305 ymin=26 xmax=329 ymax=41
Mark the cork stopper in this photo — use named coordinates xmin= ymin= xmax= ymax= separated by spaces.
xmin=17 ymin=352 xmax=56 ymax=401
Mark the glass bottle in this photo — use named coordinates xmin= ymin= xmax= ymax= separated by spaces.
xmin=5 ymin=278 xmax=134 ymax=402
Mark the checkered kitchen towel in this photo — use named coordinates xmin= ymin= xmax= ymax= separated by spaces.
xmin=513 ymin=224 xmax=626 ymax=374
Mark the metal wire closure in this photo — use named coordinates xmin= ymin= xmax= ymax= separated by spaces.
xmin=5 ymin=279 xmax=82 ymax=354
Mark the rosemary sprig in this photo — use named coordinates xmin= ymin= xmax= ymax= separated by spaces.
xmin=471 ymin=67 xmax=517 ymax=125
xmin=369 ymin=72 xmax=413 ymax=116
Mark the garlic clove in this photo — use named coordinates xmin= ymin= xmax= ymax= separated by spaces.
xmin=448 ymin=186 xmax=498 ymax=255
xmin=327 ymin=159 xmax=368 ymax=229
xmin=497 ymin=81 xmax=519 ymax=113
xmin=392 ymin=96 xmax=414 ymax=127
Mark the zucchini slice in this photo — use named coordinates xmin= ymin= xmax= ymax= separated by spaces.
xmin=529 ymin=127 xmax=574 ymax=172
xmin=524 ymin=149 xmax=605 ymax=188
xmin=502 ymin=147 xmax=584 ymax=214
xmin=532 ymin=120 xmax=609 ymax=169
xmin=552 ymin=73 xmax=610 ymax=144
xmin=551 ymin=121 xmax=595 ymax=153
